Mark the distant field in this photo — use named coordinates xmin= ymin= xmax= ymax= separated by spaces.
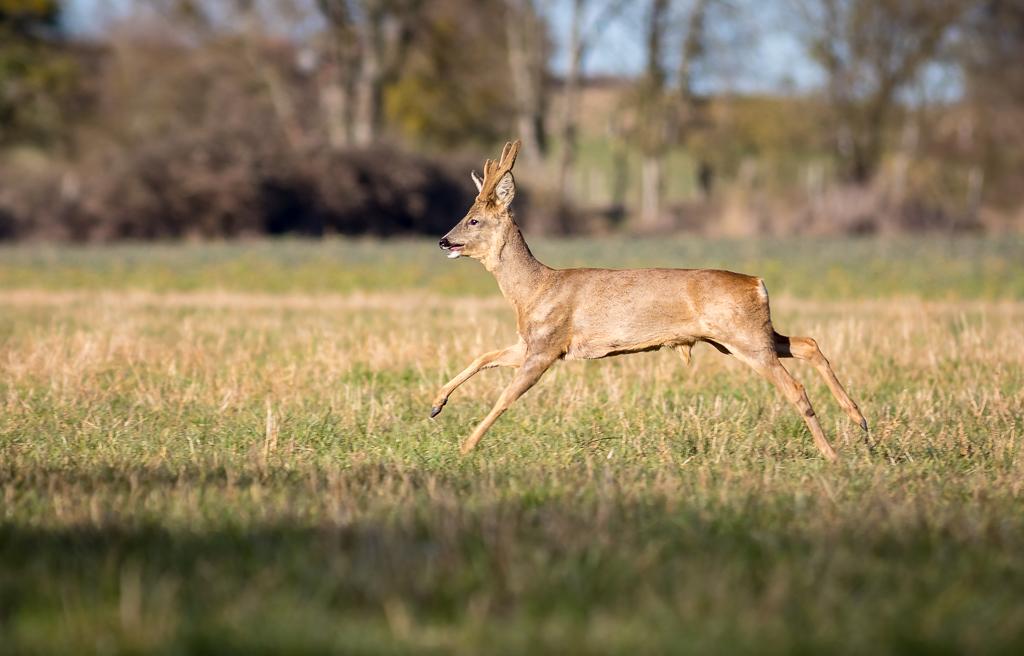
xmin=1 ymin=237 xmax=1023 ymax=654
xmin=2 ymin=236 xmax=1022 ymax=299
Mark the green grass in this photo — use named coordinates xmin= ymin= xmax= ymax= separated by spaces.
xmin=1 ymin=237 xmax=1023 ymax=654
xmin=1 ymin=235 xmax=1022 ymax=299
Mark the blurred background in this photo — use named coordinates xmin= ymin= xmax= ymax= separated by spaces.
xmin=4 ymin=4 xmax=1024 ymax=652
xmin=0 ymin=0 xmax=1021 ymax=241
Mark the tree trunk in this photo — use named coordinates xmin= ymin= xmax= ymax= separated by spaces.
xmin=353 ymin=17 xmax=382 ymax=147
xmin=239 ymin=4 xmax=305 ymax=153
xmin=673 ymin=0 xmax=709 ymax=201
xmin=609 ymin=118 xmax=629 ymax=224
xmin=846 ymin=100 xmax=888 ymax=185
xmin=315 ymin=0 xmax=357 ymax=149
xmin=506 ymin=0 xmax=547 ymax=163
xmin=319 ymin=77 xmax=351 ymax=149
xmin=639 ymin=154 xmax=663 ymax=230
xmin=635 ymin=0 xmax=669 ymax=232
xmin=555 ymin=0 xmax=585 ymax=226
xmin=677 ymin=0 xmax=707 ymax=109
xmin=324 ymin=1 xmax=418 ymax=148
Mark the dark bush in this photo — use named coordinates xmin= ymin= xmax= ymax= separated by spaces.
xmin=0 ymin=139 xmax=481 ymax=242
xmin=313 ymin=147 xmax=476 ymax=237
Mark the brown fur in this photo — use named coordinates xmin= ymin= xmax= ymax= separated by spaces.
xmin=432 ymin=141 xmax=866 ymax=460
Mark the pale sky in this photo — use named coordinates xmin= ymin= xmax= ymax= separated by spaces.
xmin=62 ymin=0 xmax=825 ymax=94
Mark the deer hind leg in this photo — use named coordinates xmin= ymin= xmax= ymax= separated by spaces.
xmin=729 ymin=346 xmax=839 ymax=462
xmin=774 ymin=333 xmax=867 ymax=431
xmin=460 ymin=351 xmax=558 ymax=455
xmin=431 ymin=342 xmax=526 ymax=418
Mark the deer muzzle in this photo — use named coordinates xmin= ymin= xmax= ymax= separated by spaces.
xmin=438 ymin=237 xmax=463 ymax=259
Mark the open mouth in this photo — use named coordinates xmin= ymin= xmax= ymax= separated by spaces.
xmin=445 ymin=244 xmax=464 ymax=259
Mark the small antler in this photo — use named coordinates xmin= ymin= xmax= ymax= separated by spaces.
xmin=476 ymin=140 xmax=521 ymax=202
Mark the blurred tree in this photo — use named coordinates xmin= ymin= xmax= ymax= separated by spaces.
xmin=238 ymin=0 xmax=308 ymax=152
xmin=505 ymin=0 xmax=550 ymax=163
xmin=555 ymin=0 xmax=627 ymax=222
xmin=635 ymin=0 xmax=670 ymax=229
xmin=0 ymin=0 xmax=59 ymax=30
xmin=797 ymin=0 xmax=968 ymax=184
xmin=314 ymin=0 xmax=359 ymax=148
xmin=315 ymin=0 xmax=422 ymax=147
xmin=0 ymin=0 xmax=79 ymax=148
xmin=956 ymin=0 xmax=1024 ymax=211
xmin=962 ymin=1 xmax=1024 ymax=105
xmin=634 ymin=0 xmax=711 ymax=230
xmin=671 ymin=0 xmax=709 ymax=192
xmin=384 ymin=0 xmax=511 ymax=147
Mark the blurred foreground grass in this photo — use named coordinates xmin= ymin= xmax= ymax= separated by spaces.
xmin=1 ymin=237 xmax=1023 ymax=654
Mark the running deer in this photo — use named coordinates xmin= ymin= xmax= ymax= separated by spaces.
xmin=432 ymin=140 xmax=866 ymax=460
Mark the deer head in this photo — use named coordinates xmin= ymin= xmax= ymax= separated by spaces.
xmin=439 ymin=140 xmax=521 ymax=262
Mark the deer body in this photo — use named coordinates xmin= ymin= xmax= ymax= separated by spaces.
xmin=548 ymin=267 xmax=768 ymax=362
xmin=432 ymin=141 xmax=866 ymax=460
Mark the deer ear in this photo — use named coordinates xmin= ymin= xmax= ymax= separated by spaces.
xmin=471 ymin=170 xmax=483 ymax=192
xmin=494 ymin=172 xmax=515 ymax=208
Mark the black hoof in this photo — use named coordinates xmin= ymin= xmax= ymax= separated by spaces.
xmin=860 ymin=418 xmax=868 ymax=431
xmin=430 ymin=406 xmax=442 ymax=418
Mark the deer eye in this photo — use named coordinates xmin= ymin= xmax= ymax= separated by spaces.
xmin=469 ymin=219 xmax=479 ymax=226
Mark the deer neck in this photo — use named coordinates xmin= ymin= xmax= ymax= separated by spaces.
xmin=482 ymin=223 xmax=547 ymax=310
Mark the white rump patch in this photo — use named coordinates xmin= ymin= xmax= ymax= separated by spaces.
xmin=757 ymin=279 xmax=769 ymax=302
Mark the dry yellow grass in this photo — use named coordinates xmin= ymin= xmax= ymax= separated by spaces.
xmin=3 ymin=288 xmax=1022 ymax=481
xmin=1 ymin=241 xmax=1024 ymax=653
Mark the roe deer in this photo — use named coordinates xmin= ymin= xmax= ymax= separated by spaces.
xmin=431 ymin=140 xmax=866 ymax=461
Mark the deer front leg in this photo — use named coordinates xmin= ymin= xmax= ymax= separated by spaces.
xmin=460 ymin=351 xmax=559 ymax=455
xmin=430 ymin=341 xmax=525 ymax=417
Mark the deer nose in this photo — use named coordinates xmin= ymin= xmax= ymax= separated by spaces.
xmin=439 ymin=237 xmax=451 ymax=250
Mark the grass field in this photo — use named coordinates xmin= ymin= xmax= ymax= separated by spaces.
xmin=2 ymin=236 xmax=1023 ymax=654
